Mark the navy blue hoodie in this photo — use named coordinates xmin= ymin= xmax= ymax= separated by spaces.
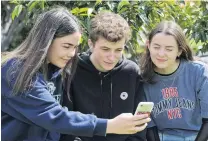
xmin=61 ymin=52 xmax=146 ymax=141
xmin=1 ymin=59 xmax=107 ymax=141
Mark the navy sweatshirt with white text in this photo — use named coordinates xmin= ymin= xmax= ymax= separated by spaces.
xmin=1 ymin=59 xmax=107 ymax=141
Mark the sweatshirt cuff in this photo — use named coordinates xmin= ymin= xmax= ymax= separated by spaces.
xmin=94 ymin=118 xmax=108 ymax=136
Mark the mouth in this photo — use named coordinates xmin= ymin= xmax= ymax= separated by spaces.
xmin=62 ymin=59 xmax=70 ymax=63
xmin=104 ymin=61 xmax=114 ymax=65
xmin=156 ymin=58 xmax=167 ymax=62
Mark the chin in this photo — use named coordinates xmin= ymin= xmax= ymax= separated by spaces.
xmin=103 ymin=66 xmax=114 ymax=71
xmin=155 ymin=65 xmax=168 ymax=69
xmin=154 ymin=62 xmax=167 ymax=68
xmin=57 ymin=64 xmax=65 ymax=69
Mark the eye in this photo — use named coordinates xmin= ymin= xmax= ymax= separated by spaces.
xmin=166 ymin=48 xmax=173 ymax=52
xmin=153 ymin=46 xmax=160 ymax=49
xmin=63 ymin=46 xmax=71 ymax=49
xmin=116 ymin=49 xmax=123 ymax=52
xmin=102 ymin=48 xmax=109 ymax=51
xmin=63 ymin=45 xmax=78 ymax=49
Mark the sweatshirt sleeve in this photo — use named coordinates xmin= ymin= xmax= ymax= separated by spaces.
xmin=196 ymin=64 xmax=208 ymax=118
xmin=2 ymin=74 xmax=107 ymax=137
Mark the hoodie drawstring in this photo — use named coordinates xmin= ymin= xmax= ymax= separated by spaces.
xmin=99 ymin=72 xmax=103 ymax=117
xmin=100 ymin=72 xmax=113 ymax=109
xmin=110 ymin=76 xmax=113 ymax=108
xmin=103 ymin=72 xmax=113 ymax=108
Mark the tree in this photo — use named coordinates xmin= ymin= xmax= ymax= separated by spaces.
xmin=1 ymin=0 xmax=208 ymax=61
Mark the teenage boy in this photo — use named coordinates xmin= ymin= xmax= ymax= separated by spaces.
xmin=61 ymin=12 xmax=148 ymax=141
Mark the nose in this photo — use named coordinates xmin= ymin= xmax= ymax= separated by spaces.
xmin=108 ymin=51 xmax=116 ymax=61
xmin=67 ymin=48 xmax=76 ymax=58
xmin=158 ymin=48 xmax=165 ymax=57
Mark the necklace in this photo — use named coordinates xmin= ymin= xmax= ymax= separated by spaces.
xmin=159 ymin=76 xmax=178 ymax=99
xmin=160 ymin=75 xmax=177 ymax=88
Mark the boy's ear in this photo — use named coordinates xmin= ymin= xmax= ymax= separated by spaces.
xmin=88 ymin=39 xmax=94 ymax=51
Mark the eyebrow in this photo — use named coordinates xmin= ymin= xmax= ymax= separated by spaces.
xmin=153 ymin=43 xmax=160 ymax=46
xmin=101 ymin=46 xmax=123 ymax=50
xmin=62 ymin=43 xmax=75 ymax=46
xmin=153 ymin=43 xmax=174 ymax=48
xmin=101 ymin=46 xmax=110 ymax=48
xmin=165 ymin=46 xmax=174 ymax=48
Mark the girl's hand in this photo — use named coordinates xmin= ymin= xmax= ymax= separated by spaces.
xmin=106 ymin=113 xmax=151 ymax=134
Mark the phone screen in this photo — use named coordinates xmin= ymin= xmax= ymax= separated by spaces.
xmin=134 ymin=102 xmax=154 ymax=116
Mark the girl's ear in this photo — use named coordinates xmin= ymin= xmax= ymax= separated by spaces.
xmin=178 ymin=49 xmax=182 ymax=57
xmin=146 ymin=40 xmax=150 ymax=49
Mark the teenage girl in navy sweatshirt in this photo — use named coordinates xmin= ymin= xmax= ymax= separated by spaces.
xmin=1 ymin=8 xmax=150 ymax=141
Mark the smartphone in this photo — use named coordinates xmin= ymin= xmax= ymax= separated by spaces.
xmin=134 ymin=102 xmax=154 ymax=116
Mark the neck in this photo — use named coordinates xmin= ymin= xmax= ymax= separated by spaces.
xmin=154 ymin=59 xmax=180 ymax=75
xmin=90 ymin=54 xmax=107 ymax=72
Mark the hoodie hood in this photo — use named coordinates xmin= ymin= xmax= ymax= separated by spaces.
xmin=77 ymin=50 xmax=130 ymax=109
xmin=78 ymin=50 xmax=126 ymax=75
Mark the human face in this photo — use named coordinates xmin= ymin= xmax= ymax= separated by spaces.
xmin=148 ymin=33 xmax=182 ymax=74
xmin=89 ymin=37 xmax=125 ymax=72
xmin=47 ymin=32 xmax=81 ymax=68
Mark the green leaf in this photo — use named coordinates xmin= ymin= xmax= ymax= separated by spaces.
xmin=107 ymin=1 xmax=115 ymax=11
xmin=28 ymin=1 xmax=39 ymax=12
xmin=80 ymin=36 xmax=83 ymax=44
xmin=118 ymin=7 xmax=128 ymax=14
xmin=12 ymin=6 xmax=17 ymax=20
xmin=11 ymin=4 xmax=22 ymax=20
xmin=41 ymin=1 xmax=45 ymax=10
xmin=195 ymin=33 xmax=200 ymax=43
xmin=87 ymin=8 xmax=94 ymax=17
xmin=9 ymin=0 xmax=19 ymax=4
xmin=16 ymin=4 xmax=23 ymax=17
xmin=117 ymin=0 xmax=130 ymax=12
xmin=200 ymin=31 xmax=207 ymax=42
xmin=95 ymin=0 xmax=102 ymax=6
xmin=71 ymin=7 xmax=79 ymax=15
xmin=26 ymin=1 xmax=34 ymax=7
xmin=79 ymin=14 xmax=89 ymax=16
xmin=79 ymin=8 xmax=89 ymax=13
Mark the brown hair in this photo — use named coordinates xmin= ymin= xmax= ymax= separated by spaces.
xmin=89 ymin=11 xmax=131 ymax=44
xmin=140 ymin=21 xmax=194 ymax=83
xmin=2 ymin=8 xmax=81 ymax=95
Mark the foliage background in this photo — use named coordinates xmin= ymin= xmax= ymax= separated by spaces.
xmin=1 ymin=0 xmax=208 ymax=61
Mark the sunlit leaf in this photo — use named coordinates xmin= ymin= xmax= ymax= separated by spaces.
xmin=95 ymin=0 xmax=102 ymax=6
xmin=117 ymin=0 xmax=130 ymax=12
xmin=87 ymin=8 xmax=94 ymax=17
xmin=11 ymin=4 xmax=22 ymax=20
xmin=79 ymin=8 xmax=89 ymax=13
xmin=9 ymin=0 xmax=19 ymax=4
xmin=41 ymin=0 xmax=45 ymax=10
xmin=71 ymin=7 xmax=79 ymax=15
xmin=28 ymin=1 xmax=39 ymax=12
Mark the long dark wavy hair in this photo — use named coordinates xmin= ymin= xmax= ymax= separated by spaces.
xmin=2 ymin=7 xmax=81 ymax=96
xmin=140 ymin=21 xmax=193 ymax=83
